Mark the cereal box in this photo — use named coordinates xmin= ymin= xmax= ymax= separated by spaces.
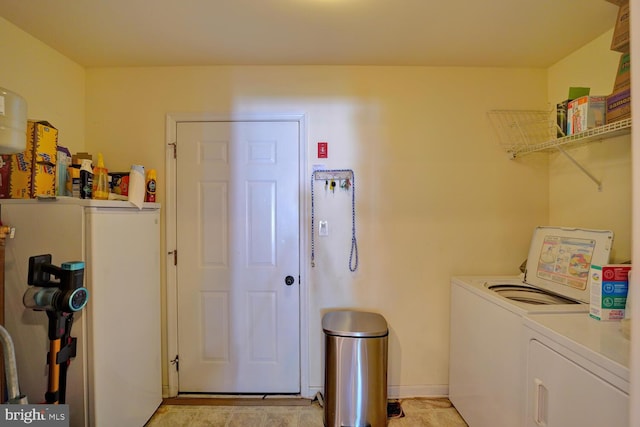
xmin=8 ymin=120 xmax=58 ymax=198
xmin=567 ymin=96 xmax=606 ymax=135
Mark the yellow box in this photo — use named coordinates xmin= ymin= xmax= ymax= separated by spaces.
xmin=9 ymin=151 xmax=32 ymax=199
xmin=9 ymin=120 xmax=58 ymax=198
xmin=30 ymin=121 xmax=57 ymax=197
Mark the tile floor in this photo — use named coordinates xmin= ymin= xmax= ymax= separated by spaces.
xmin=145 ymin=397 xmax=468 ymax=427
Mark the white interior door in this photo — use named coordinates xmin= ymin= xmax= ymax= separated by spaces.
xmin=175 ymin=120 xmax=300 ymax=393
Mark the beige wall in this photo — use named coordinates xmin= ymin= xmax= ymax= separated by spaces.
xmin=547 ymin=29 xmax=631 ymax=263
xmin=1 ymin=15 xmax=626 ymax=398
xmin=0 ymin=18 xmax=85 ymax=152
xmin=85 ymin=65 xmax=549 ymax=395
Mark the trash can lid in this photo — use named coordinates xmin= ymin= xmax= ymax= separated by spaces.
xmin=322 ymin=310 xmax=388 ymax=338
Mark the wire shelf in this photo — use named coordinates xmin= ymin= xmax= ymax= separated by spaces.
xmin=488 ymin=110 xmax=557 ymax=157
xmin=488 ymin=110 xmax=631 ymax=158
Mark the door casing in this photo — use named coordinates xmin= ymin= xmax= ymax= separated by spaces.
xmin=164 ymin=112 xmax=309 ymax=397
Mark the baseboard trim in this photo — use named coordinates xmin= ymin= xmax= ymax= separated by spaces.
xmin=162 ymin=396 xmax=312 ymax=406
xmin=388 ymin=384 xmax=449 ymax=398
xmin=307 ymin=384 xmax=449 ymax=399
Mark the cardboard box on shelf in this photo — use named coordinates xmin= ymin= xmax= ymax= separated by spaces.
xmin=613 ymin=52 xmax=630 ymax=92
xmin=611 ymin=1 xmax=630 ymax=52
xmin=5 ymin=120 xmax=58 ymax=199
xmin=556 ymin=87 xmax=591 ymax=137
xmin=8 ymin=151 xmax=32 ymax=199
xmin=66 ymin=165 xmax=79 ymax=198
xmin=30 ymin=121 xmax=57 ymax=197
xmin=568 ymin=87 xmax=591 ymax=99
xmin=0 ymin=155 xmax=11 ymax=198
xmin=606 ymin=88 xmax=631 ymax=123
xmin=605 ymin=52 xmax=631 ymax=124
xmin=567 ymin=96 xmax=606 ymax=135
xmin=71 ymin=152 xmax=92 ymax=165
xmin=590 ymin=264 xmax=631 ymax=321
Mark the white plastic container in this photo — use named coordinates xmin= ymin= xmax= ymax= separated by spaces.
xmin=0 ymin=87 xmax=27 ymax=154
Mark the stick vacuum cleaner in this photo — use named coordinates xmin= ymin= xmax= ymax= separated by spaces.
xmin=23 ymin=254 xmax=89 ymax=405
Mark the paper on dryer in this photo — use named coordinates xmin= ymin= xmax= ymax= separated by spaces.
xmin=523 ymin=226 xmax=614 ymax=304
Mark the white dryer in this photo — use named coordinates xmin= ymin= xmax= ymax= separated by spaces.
xmin=449 ymin=226 xmax=614 ymax=427
xmin=522 ymin=313 xmax=629 ymax=427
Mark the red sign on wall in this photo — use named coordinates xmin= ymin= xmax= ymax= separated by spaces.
xmin=317 ymin=142 xmax=328 ymax=158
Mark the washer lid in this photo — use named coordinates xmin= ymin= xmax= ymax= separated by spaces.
xmin=322 ymin=310 xmax=388 ymax=337
xmin=524 ymin=226 xmax=614 ymax=304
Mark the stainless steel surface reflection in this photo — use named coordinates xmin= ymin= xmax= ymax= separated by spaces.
xmin=323 ymin=311 xmax=388 ymax=427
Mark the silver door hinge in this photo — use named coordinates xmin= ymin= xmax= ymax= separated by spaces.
xmin=168 ymin=142 xmax=177 ymax=159
xmin=170 ymin=355 xmax=179 ymax=371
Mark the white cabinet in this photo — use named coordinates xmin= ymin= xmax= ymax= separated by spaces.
xmin=526 ymin=340 xmax=628 ymax=426
xmin=2 ymin=199 xmax=162 ymax=427
xmin=523 ymin=314 xmax=630 ymax=427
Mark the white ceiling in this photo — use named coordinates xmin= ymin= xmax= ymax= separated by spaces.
xmin=0 ymin=0 xmax=620 ymax=68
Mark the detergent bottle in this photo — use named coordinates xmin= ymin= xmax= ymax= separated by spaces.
xmin=92 ymin=153 xmax=109 ymax=200
xmin=79 ymin=159 xmax=93 ymax=199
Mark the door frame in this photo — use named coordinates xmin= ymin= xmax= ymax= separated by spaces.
xmin=164 ymin=112 xmax=309 ymax=397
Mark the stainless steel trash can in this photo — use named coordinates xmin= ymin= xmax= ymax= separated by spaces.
xmin=323 ymin=310 xmax=388 ymax=427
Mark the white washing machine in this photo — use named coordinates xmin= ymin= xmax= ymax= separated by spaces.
xmin=449 ymin=226 xmax=614 ymax=427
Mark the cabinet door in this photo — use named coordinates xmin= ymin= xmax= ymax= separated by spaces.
xmin=526 ymin=339 xmax=628 ymax=427
xmin=85 ymin=207 xmax=162 ymax=426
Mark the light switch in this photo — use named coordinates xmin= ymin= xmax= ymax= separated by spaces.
xmin=319 ymin=221 xmax=328 ymax=236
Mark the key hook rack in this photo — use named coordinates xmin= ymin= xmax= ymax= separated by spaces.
xmin=310 ymin=169 xmax=358 ymax=272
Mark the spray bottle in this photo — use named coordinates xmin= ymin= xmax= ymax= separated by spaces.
xmin=92 ymin=153 xmax=109 ymax=200
xmin=145 ymin=168 xmax=157 ymax=202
